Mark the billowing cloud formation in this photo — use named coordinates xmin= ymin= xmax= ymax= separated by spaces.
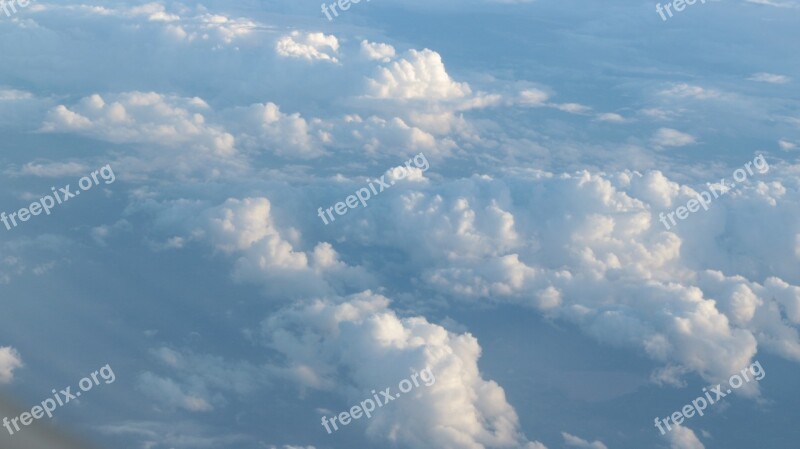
xmin=42 ymin=92 xmax=238 ymax=177
xmin=259 ymin=291 xmax=547 ymax=449
xmin=0 ymin=346 xmax=22 ymax=384
xmin=367 ymin=49 xmax=471 ymax=100
xmin=361 ymin=40 xmax=396 ymax=62
xmin=321 ymin=165 xmax=800 ymax=390
xmin=44 ymin=3 xmax=256 ymax=45
xmin=276 ymin=31 xmax=340 ymax=63
xmin=202 ymin=197 xmax=372 ymax=298
xmin=225 ymin=102 xmax=323 ymax=159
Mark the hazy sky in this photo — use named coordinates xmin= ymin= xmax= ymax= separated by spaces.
xmin=1 ymin=1 xmax=799 ymax=449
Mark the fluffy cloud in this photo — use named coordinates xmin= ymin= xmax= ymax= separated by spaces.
xmin=276 ymin=31 xmax=339 ymax=63
xmin=318 ymin=165 xmax=800 ymax=390
xmin=0 ymin=346 xmax=22 ymax=384
xmin=42 ymin=92 xmax=238 ymax=177
xmin=260 ymin=291 xmax=546 ymax=449
xmin=361 ymin=40 xmax=396 ymax=62
xmin=226 ymin=102 xmax=324 ymax=159
xmin=366 ymin=49 xmax=471 ymax=100
xmin=201 ymin=197 xmax=372 ymax=298
xmin=667 ymin=425 xmax=706 ymax=449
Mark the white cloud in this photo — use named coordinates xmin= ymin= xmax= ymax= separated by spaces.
xmin=553 ymin=102 xmax=592 ymax=114
xmin=200 ymin=197 xmax=372 ymax=298
xmin=226 ymin=102 xmax=324 ymax=159
xmin=14 ymin=161 xmax=89 ymax=177
xmin=518 ymin=88 xmax=550 ymax=106
xmin=652 ymin=128 xmax=696 ymax=147
xmin=0 ymin=89 xmax=33 ymax=101
xmin=361 ymin=40 xmax=396 ymax=62
xmin=748 ymin=72 xmax=791 ymax=84
xmin=366 ymin=49 xmax=471 ymax=100
xmin=596 ymin=112 xmax=626 ymax=123
xmin=0 ymin=347 xmax=23 ymax=384
xmin=276 ymin=31 xmax=339 ymax=63
xmin=260 ymin=291 xmax=543 ymax=449
xmin=779 ymin=139 xmax=797 ymax=151
xmin=562 ymin=432 xmax=609 ymax=449
xmin=42 ymin=92 xmax=233 ymax=155
xmin=667 ymin=425 xmax=706 ymax=449
xmin=659 ymin=84 xmax=722 ymax=100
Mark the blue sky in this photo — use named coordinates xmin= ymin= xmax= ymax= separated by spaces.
xmin=0 ymin=1 xmax=799 ymax=448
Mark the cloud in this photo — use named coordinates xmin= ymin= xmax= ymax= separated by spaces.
xmin=42 ymin=92 xmax=238 ymax=176
xmin=553 ymin=103 xmax=592 ymax=114
xmin=199 ymin=197 xmax=372 ymax=298
xmin=596 ymin=112 xmax=626 ymax=123
xmin=667 ymin=425 xmax=706 ymax=449
xmin=748 ymin=72 xmax=791 ymax=84
xmin=518 ymin=88 xmax=550 ymax=106
xmin=366 ymin=49 xmax=472 ymax=100
xmin=276 ymin=31 xmax=339 ymax=63
xmin=138 ymin=371 xmax=214 ymax=412
xmin=659 ymin=84 xmax=722 ymax=100
xmin=313 ymin=166 xmax=800 ymax=390
xmin=225 ymin=102 xmax=324 ymax=159
xmin=562 ymin=432 xmax=609 ymax=449
xmin=779 ymin=139 xmax=797 ymax=151
xmin=652 ymin=128 xmax=696 ymax=147
xmin=259 ymin=291 xmax=543 ymax=449
xmin=12 ymin=161 xmax=89 ymax=177
xmin=361 ymin=40 xmax=396 ymax=62
xmin=0 ymin=347 xmax=23 ymax=384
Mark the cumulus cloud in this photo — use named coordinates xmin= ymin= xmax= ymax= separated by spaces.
xmin=200 ymin=197 xmax=372 ymax=297
xmin=226 ymin=102 xmax=324 ymax=159
xmin=667 ymin=425 xmax=706 ymax=449
xmin=0 ymin=347 xmax=23 ymax=384
xmin=42 ymin=92 xmax=238 ymax=176
xmin=562 ymin=432 xmax=609 ymax=449
xmin=276 ymin=31 xmax=339 ymax=63
xmin=366 ymin=49 xmax=471 ymax=100
xmin=316 ymin=166 xmax=800 ymax=390
xmin=361 ymin=40 xmax=396 ymax=62
xmin=259 ymin=291 xmax=546 ymax=449
xmin=49 ymin=3 xmax=257 ymax=45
